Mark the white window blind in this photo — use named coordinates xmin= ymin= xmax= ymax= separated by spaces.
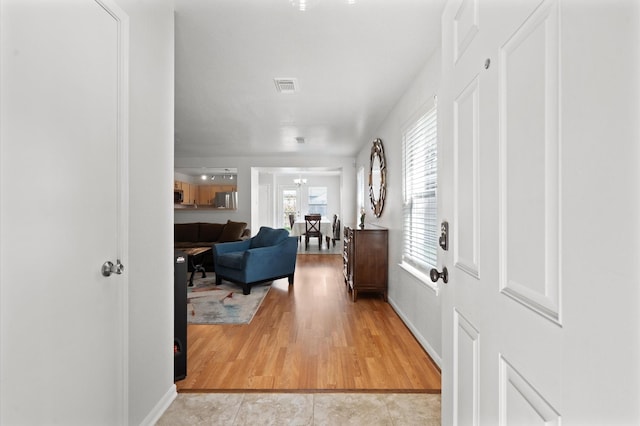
xmin=402 ymin=105 xmax=438 ymax=273
xmin=308 ymin=186 xmax=328 ymax=217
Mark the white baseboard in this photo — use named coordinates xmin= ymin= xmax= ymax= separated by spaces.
xmin=138 ymin=384 xmax=177 ymax=426
xmin=388 ymin=297 xmax=442 ymax=369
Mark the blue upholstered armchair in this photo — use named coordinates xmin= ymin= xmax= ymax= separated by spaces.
xmin=213 ymin=226 xmax=298 ymax=295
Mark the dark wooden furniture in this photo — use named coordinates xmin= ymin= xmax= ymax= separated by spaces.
xmin=331 ymin=214 xmax=341 ymax=247
xmin=304 ymin=214 xmax=323 ymax=250
xmin=174 ymin=250 xmax=188 ymax=381
xmin=343 ymin=224 xmax=388 ymax=302
xmin=180 ymin=246 xmax=212 ymax=286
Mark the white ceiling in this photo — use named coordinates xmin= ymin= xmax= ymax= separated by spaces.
xmin=174 ymin=0 xmax=445 ymax=159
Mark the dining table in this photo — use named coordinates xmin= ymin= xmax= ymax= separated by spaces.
xmin=289 ymin=219 xmax=333 ymax=248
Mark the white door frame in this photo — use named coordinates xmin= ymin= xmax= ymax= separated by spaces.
xmin=100 ymin=1 xmax=130 ymax=419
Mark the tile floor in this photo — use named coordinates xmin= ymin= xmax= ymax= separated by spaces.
xmin=156 ymin=392 xmax=441 ymax=426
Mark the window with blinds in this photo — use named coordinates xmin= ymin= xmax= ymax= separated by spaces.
xmin=402 ymin=104 xmax=438 ymax=273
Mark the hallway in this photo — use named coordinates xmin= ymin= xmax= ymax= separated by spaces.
xmin=176 ymin=254 xmax=441 ymax=392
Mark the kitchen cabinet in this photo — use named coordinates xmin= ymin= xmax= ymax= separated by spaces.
xmin=197 ymin=185 xmax=215 ymax=205
xmin=174 ymin=180 xmax=198 ymax=205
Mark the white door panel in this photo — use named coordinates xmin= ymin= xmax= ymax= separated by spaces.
xmin=1 ymin=0 xmax=128 ymax=423
xmin=453 ymin=75 xmax=481 ymax=279
xmin=452 ymin=309 xmax=480 ymax=425
xmin=499 ymin=355 xmax=560 ymax=425
xmin=498 ymin=0 xmax=561 ymax=324
xmin=442 ymin=0 xmax=562 ymax=424
xmin=442 ymin=0 xmax=640 ymax=424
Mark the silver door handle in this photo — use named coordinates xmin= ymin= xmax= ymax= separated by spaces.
xmin=102 ymin=259 xmax=124 ymax=277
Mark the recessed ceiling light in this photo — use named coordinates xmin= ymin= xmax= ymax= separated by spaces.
xmin=290 ymin=0 xmax=320 ymax=12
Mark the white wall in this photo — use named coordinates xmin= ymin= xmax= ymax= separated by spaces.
xmin=560 ymin=2 xmax=639 ymax=422
xmin=355 ymin=50 xmax=443 ymax=366
xmin=115 ymin=0 xmax=176 ymax=424
xmin=272 ymin=173 xmax=341 ymax=226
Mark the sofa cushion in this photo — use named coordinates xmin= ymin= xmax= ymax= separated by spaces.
xmin=199 ymin=222 xmax=225 ymax=242
xmin=219 ymin=220 xmax=248 ymax=242
xmin=175 ymin=223 xmax=199 ymax=243
xmin=216 ymin=251 xmax=245 ymax=270
xmin=250 ymin=226 xmax=289 ymax=249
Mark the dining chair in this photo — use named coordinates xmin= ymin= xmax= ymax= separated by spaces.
xmin=304 ymin=214 xmax=322 ymax=250
xmin=331 ymin=214 xmax=341 ymax=247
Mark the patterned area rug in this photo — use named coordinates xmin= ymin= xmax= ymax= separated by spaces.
xmin=187 ymin=275 xmax=270 ymax=324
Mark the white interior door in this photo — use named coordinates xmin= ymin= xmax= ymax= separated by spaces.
xmin=440 ymin=0 xmax=606 ymax=424
xmin=440 ymin=0 xmax=640 ymax=423
xmin=1 ymin=0 xmax=128 ymax=423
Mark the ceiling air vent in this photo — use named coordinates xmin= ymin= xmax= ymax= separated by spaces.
xmin=274 ymin=78 xmax=298 ymax=94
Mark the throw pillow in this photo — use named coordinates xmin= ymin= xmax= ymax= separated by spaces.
xmin=250 ymin=226 xmax=289 ymax=249
xmin=218 ymin=220 xmax=248 ymax=242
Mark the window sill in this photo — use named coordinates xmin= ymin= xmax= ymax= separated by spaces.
xmin=399 ymin=262 xmax=440 ymax=296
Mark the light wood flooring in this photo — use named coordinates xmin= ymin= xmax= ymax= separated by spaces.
xmin=176 ymin=254 xmax=441 ymax=393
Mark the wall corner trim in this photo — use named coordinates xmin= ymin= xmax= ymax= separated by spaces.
xmin=138 ymin=384 xmax=177 ymax=426
xmin=388 ymin=297 xmax=442 ymax=369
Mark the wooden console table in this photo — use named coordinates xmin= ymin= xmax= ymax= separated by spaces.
xmin=343 ymin=224 xmax=388 ymax=302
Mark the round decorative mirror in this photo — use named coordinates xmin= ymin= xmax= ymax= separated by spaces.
xmin=368 ymin=138 xmax=386 ymax=217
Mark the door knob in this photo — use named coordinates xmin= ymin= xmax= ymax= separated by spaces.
xmin=429 ymin=267 xmax=448 ymax=284
xmin=102 ymin=259 xmax=124 ymax=277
